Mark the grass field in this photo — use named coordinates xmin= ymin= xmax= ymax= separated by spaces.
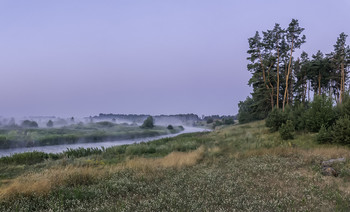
xmin=1 ymin=121 xmax=350 ymax=211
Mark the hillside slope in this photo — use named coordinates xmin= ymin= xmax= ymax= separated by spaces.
xmin=1 ymin=121 xmax=350 ymax=211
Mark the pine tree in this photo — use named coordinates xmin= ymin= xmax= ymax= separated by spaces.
xmin=282 ymin=19 xmax=306 ymax=111
xmin=293 ymin=52 xmax=309 ymax=104
xmin=331 ymin=33 xmax=350 ymax=103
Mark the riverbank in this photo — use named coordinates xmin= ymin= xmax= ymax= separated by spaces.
xmin=1 ymin=121 xmax=350 ymax=211
xmin=0 ymin=126 xmax=206 ymax=157
xmin=0 ymin=122 xmax=185 ymax=150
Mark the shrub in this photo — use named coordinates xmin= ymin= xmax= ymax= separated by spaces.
xmin=0 ymin=136 xmax=10 ymax=148
xmin=141 ymin=116 xmax=154 ymax=129
xmin=316 ymin=124 xmax=332 ymax=144
xmin=0 ymin=151 xmax=59 ymax=165
xmin=214 ymin=120 xmax=223 ymax=127
xmin=46 ymin=120 xmax=54 ymax=128
xmin=223 ymin=118 xmax=235 ymax=125
xmin=238 ymin=97 xmax=257 ymax=123
xmin=96 ymin=121 xmax=114 ymax=127
xmin=291 ymin=103 xmax=307 ymax=131
xmin=266 ymin=108 xmax=288 ymax=132
xmin=305 ymin=95 xmax=336 ymax=132
xmin=64 ymin=147 xmax=103 ymax=158
xmin=206 ymin=118 xmax=214 ymax=124
xmin=334 ymin=93 xmax=350 ymax=118
xmin=279 ymin=120 xmax=294 ymax=140
xmin=331 ymin=115 xmax=350 ymax=145
xmin=167 ymin=125 xmax=174 ymax=130
xmin=21 ymin=120 xmax=39 ymax=128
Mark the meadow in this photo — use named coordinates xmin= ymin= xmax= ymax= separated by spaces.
xmin=1 ymin=121 xmax=350 ymax=211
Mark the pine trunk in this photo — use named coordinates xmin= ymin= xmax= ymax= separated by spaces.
xmin=318 ymin=72 xmax=321 ymax=95
xmin=276 ymin=47 xmax=280 ymax=109
xmin=341 ymin=61 xmax=345 ymax=103
xmin=283 ymin=40 xmax=294 ymax=111
xmin=259 ymin=53 xmax=274 ymax=109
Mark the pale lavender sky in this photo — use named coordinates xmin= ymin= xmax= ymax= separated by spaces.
xmin=0 ymin=0 xmax=349 ymax=117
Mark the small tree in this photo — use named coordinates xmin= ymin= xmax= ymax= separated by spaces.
xmin=331 ymin=116 xmax=350 ymax=145
xmin=141 ymin=116 xmax=154 ymax=129
xmin=46 ymin=120 xmax=54 ymax=128
xmin=305 ymin=94 xmax=336 ymax=132
xmin=167 ymin=125 xmax=174 ymax=130
xmin=316 ymin=125 xmax=331 ymax=144
xmin=206 ymin=118 xmax=214 ymax=124
xmin=266 ymin=108 xmax=288 ymax=132
xmin=223 ymin=118 xmax=235 ymax=125
xmin=279 ymin=120 xmax=295 ymax=140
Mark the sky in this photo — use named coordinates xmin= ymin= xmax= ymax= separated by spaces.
xmin=0 ymin=0 xmax=349 ymax=118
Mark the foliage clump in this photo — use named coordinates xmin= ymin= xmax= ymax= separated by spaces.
xmin=265 ymin=108 xmax=288 ymax=132
xmin=206 ymin=118 xmax=214 ymax=124
xmin=46 ymin=120 xmax=53 ymax=128
xmin=305 ymin=95 xmax=336 ymax=132
xmin=141 ymin=116 xmax=154 ymax=129
xmin=279 ymin=120 xmax=295 ymax=140
xmin=238 ymin=97 xmax=265 ymax=124
xmin=316 ymin=125 xmax=332 ymax=144
xmin=21 ymin=120 xmax=39 ymax=128
xmin=331 ymin=116 xmax=350 ymax=145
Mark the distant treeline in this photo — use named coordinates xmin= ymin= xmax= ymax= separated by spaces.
xmin=96 ymin=113 xmax=236 ymax=124
xmin=202 ymin=115 xmax=236 ymax=121
xmin=95 ymin=113 xmax=200 ymax=122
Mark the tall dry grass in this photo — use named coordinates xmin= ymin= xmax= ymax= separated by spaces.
xmin=0 ymin=165 xmax=110 ymax=199
xmin=0 ymin=146 xmax=205 ymax=199
xmin=123 ymin=146 xmax=205 ymax=172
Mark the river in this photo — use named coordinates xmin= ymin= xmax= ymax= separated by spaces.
xmin=0 ymin=127 xmax=208 ymax=157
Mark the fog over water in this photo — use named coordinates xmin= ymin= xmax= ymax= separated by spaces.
xmin=0 ymin=127 xmax=207 ymax=158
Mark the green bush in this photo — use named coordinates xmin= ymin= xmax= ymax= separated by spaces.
xmin=206 ymin=118 xmax=214 ymax=124
xmin=167 ymin=125 xmax=174 ymax=130
xmin=21 ymin=120 xmax=39 ymax=128
xmin=279 ymin=120 xmax=294 ymax=140
xmin=291 ymin=103 xmax=307 ymax=131
xmin=46 ymin=120 xmax=54 ymax=128
xmin=64 ymin=147 xmax=103 ymax=158
xmin=305 ymin=95 xmax=336 ymax=132
xmin=214 ymin=120 xmax=223 ymax=127
xmin=331 ymin=115 xmax=350 ymax=145
xmin=141 ymin=116 xmax=154 ymax=129
xmin=223 ymin=118 xmax=235 ymax=125
xmin=334 ymin=93 xmax=350 ymax=118
xmin=0 ymin=151 xmax=59 ymax=165
xmin=266 ymin=108 xmax=288 ymax=132
xmin=96 ymin=121 xmax=114 ymax=128
xmin=0 ymin=136 xmax=10 ymax=148
xmin=316 ymin=125 xmax=332 ymax=144
xmin=125 ymin=143 xmax=156 ymax=155
xmin=238 ymin=97 xmax=257 ymax=124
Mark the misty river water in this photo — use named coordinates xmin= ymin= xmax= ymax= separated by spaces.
xmin=0 ymin=127 xmax=208 ymax=158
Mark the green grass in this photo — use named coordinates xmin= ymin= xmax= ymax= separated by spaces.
xmin=2 ymin=120 xmax=350 ymax=211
